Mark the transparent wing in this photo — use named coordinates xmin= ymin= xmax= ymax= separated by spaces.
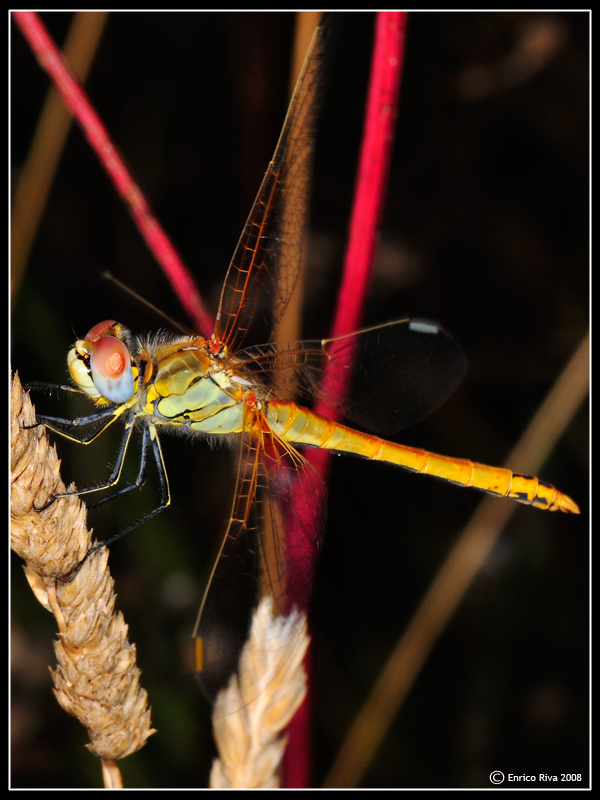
xmin=193 ymin=405 xmax=324 ymax=703
xmin=214 ymin=15 xmax=337 ymax=353
xmin=233 ymin=318 xmax=468 ymax=437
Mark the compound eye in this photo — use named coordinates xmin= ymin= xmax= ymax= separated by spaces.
xmin=89 ymin=334 xmax=135 ymax=403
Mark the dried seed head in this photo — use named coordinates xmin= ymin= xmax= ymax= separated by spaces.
xmin=11 ymin=372 xmax=156 ymax=768
xmin=210 ymin=596 xmax=309 ymax=788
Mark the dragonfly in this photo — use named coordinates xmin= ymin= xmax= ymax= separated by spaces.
xmin=26 ymin=17 xmax=579 ymax=701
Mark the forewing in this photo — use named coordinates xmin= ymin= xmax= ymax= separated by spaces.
xmin=214 ymin=16 xmax=337 ymax=353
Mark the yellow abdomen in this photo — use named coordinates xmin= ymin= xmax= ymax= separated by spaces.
xmin=266 ymin=400 xmax=579 ymax=514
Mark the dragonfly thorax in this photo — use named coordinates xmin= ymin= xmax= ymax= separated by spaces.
xmin=140 ymin=333 xmax=249 ymax=435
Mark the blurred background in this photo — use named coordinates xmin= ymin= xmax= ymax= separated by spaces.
xmin=11 ymin=11 xmax=588 ymax=788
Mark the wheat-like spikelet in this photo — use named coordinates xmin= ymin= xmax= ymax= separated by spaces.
xmin=10 ymin=372 xmax=156 ymax=777
xmin=210 ymin=596 xmax=309 ymax=788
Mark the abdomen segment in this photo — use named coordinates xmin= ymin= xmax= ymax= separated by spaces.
xmin=266 ymin=400 xmax=580 ymax=514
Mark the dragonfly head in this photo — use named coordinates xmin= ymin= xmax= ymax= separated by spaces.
xmin=68 ymin=320 xmax=137 ymax=405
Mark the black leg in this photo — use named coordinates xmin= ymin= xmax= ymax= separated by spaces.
xmin=56 ymin=426 xmax=172 ymax=583
xmin=34 ymin=422 xmax=135 ymax=511
xmin=87 ymin=424 xmax=149 ymax=509
xmin=25 ymin=406 xmax=121 ymax=443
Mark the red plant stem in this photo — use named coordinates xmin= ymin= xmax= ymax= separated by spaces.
xmin=285 ymin=12 xmax=408 ymax=788
xmin=13 ymin=11 xmax=213 ymax=337
xmin=309 ymin=12 xmax=407 ymax=483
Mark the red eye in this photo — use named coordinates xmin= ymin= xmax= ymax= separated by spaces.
xmin=85 ymin=320 xmax=117 ymax=342
xmin=89 ymin=333 xmax=135 ymax=403
xmin=90 ymin=335 xmax=129 ymax=378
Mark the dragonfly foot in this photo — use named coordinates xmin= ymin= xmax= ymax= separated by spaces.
xmin=56 ymin=558 xmax=86 ymax=584
xmin=55 ymin=543 xmax=106 ymax=584
xmin=33 ymin=495 xmax=58 ymax=512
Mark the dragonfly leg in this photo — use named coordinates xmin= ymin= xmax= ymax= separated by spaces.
xmin=22 ymin=381 xmax=82 ymax=400
xmin=56 ymin=427 xmax=171 ymax=584
xmin=34 ymin=422 xmax=135 ymax=512
xmin=25 ymin=405 xmax=121 ymax=442
xmin=100 ymin=427 xmax=172 ymax=532
xmin=87 ymin=424 xmax=153 ymax=510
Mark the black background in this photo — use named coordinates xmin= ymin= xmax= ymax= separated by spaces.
xmin=11 ymin=11 xmax=588 ymax=789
